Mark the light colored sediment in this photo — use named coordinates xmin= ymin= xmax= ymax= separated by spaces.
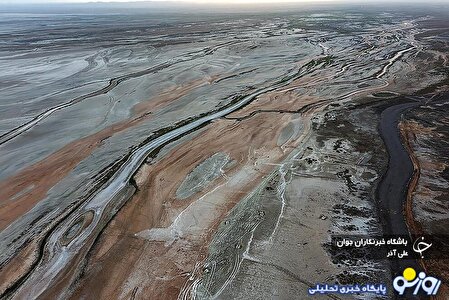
xmin=192 ymin=99 xmax=392 ymax=299
xmin=0 ymin=74 xmax=230 ymax=296
xmin=2 ymin=11 xmax=449 ymax=300
xmin=0 ymin=75 xmax=221 ymax=231
xmin=69 ymin=90 xmax=321 ymax=299
xmin=175 ymin=152 xmax=231 ymax=200
xmin=131 ymin=76 xmax=219 ymax=115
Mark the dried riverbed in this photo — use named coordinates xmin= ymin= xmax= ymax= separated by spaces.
xmin=1 ymin=6 xmax=449 ymax=300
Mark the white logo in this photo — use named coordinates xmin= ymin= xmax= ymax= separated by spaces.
xmin=393 ymin=267 xmax=441 ymax=296
xmin=412 ymin=236 xmax=432 ymax=258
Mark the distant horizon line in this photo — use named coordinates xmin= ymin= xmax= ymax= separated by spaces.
xmin=1 ymin=0 xmax=448 ymax=14
xmin=1 ymin=0 xmax=448 ymax=5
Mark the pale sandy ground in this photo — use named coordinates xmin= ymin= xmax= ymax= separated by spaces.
xmin=1 ymin=10 xmax=449 ymax=300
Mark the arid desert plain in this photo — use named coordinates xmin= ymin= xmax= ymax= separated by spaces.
xmin=0 ymin=3 xmax=449 ymax=299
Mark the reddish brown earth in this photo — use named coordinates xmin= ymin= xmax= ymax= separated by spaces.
xmin=400 ymin=121 xmax=449 ymax=299
xmin=0 ymin=75 xmax=226 ymax=296
xmin=68 ymin=86 xmax=324 ymax=299
xmin=0 ymin=76 xmax=220 ymax=231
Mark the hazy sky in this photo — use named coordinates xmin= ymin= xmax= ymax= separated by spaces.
xmin=0 ymin=0 xmax=436 ymax=4
xmin=0 ymin=0 xmax=341 ymax=3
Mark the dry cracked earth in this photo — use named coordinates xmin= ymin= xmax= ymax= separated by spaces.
xmin=0 ymin=4 xmax=449 ymax=300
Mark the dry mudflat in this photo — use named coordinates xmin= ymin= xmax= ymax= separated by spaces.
xmin=1 ymin=6 xmax=449 ymax=300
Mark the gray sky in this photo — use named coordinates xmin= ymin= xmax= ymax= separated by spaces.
xmin=0 ymin=0 xmax=334 ymax=3
xmin=0 ymin=0 xmax=442 ymax=4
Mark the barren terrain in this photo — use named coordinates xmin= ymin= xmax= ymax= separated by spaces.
xmin=0 ymin=4 xmax=448 ymax=299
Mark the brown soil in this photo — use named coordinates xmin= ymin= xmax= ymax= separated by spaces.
xmin=68 ymin=90 xmax=323 ymax=300
xmin=0 ymin=76 xmax=220 ymax=231
xmin=400 ymin=121 xmax=449 ymax=299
